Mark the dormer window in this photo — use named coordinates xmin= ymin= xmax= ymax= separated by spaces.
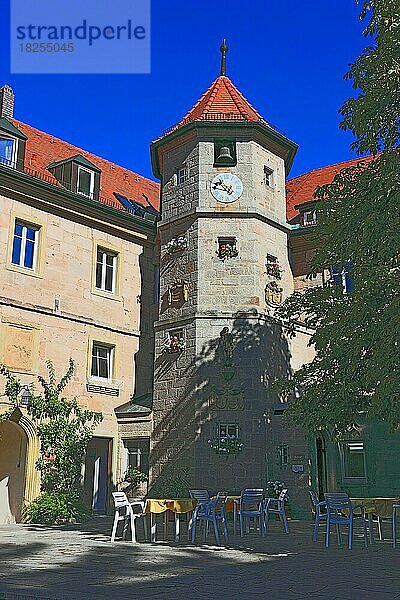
xmin=0 ymin=136 xmax=17 ymax=168
xmin=77 ymin=166 xmax=94 ymax=199
xmin=47 ymin=154 xmax=101 ymax=201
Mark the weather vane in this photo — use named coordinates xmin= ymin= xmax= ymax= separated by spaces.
xmin=220 ymin=38 xmax=228 ymax=76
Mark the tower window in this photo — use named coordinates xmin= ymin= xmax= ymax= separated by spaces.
xmin=264 ymin=166 xmax=274 ymax=187
xmin=217 ymin=237 xmax=238 ymax=260
xmin=177 ymin=166 xmax=188 ymax=185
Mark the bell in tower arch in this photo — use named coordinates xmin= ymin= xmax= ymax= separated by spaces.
xmin=214 ymin=139 xmax=237 ymax=166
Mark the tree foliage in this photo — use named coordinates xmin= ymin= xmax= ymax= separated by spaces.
xmin=277 ymin=0 xmax=400 ymax=435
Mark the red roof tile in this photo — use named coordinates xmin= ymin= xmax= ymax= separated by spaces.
xmin=176 ymin=76 xmax=265 ymax=129
xmin=12 ymin=120 xmax=160 ymax=213
xmin=286 ymin=155 xmax=374 ymax=222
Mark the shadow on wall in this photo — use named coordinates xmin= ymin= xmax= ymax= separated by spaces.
xmin=149 ymin=309 xmax=292 ymax=496
xmin=0 ymin=418 xmax=28 ymax=524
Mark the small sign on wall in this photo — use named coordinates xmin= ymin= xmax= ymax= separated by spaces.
xmin=291 ymin=464 xmax=304 ymax=474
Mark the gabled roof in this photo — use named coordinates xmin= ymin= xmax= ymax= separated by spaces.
xmin=286 ymin=155 xmax=375 ymax=223
xmin=48 ymin=154 xmax=101 ymax=172
xmin=11 ymin=120 xmax=160 ymax=213
xmin=115 ymin=392 xmax=153 ymax=417
xmin=178 ymin=76 xmax=264 ymax=126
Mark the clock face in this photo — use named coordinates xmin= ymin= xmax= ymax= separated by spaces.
xmin=210 ymin=173 xmax=243 ymax=203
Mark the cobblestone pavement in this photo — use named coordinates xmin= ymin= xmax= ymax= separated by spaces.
xmin=0 ymin=517 xmax=399 ymax=600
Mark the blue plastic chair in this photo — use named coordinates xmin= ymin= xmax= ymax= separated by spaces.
xmin=325 ymin=493 xmax=368 ymax=549
xmin=238 ymin=489 xmax=265 ymax=537
xmin=190 ymin=498 xmax=228 ymax=546
xmin=393 ymin=504 xmax=400 ymax=548
xmin=264 ymin=488 xmax=289 ymax=534
xmin=309 ymin=490 xmax=327 ymax=542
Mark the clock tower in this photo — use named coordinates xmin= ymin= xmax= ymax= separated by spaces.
xmin=150 ymin=43 xmax=308 ymax=512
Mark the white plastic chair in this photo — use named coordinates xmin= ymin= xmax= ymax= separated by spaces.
xmin=264 ymin=488 xmax=289 ymax=534
xmin=190 ymin=497 xmax=228 ymax=546
xmin=238 ymin=489 xmax=265 ymax=537
xmin=393 ymin=504 xmax=400 ymax=548
xmin=111 ymin=492 xmax=147 ymax=544
xmin=324 ymin=493 xmax=368 ymax=550
xmin=309 ymin=490 xmax=327 ymax=542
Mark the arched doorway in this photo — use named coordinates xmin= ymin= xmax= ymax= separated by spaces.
xmin=0 ymin=420 xmax=28 ymax=523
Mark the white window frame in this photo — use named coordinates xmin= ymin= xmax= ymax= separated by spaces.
xmin=177 ymin=166 xmax=188 ymax=185
xmin=91 ymin=342 xmax=114 ymax=381
xmin=0 ymin=135 xmax=18 ymax=168
xmin=77 ymin=166 xmax=95 ymax=199
xmin=264 ymin=166 xmax=274 ymax=187
xmin=96 ymin=247 xmax=117 ymax=294
xmin=340 ymin=441 xmax=367 ymax=483
xmin=218 ymin=423 xmax=239 ymax=439
xmin=12 ymin=221 xmax=39 ymax=271
xmin=303 ymin=209 xmax=317 ymax=226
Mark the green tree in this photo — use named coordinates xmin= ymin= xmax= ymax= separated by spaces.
xmin=276 ymin=0 xmax=400 ymax=435
xmin=0 ymin=360 xmax=103 ymax=523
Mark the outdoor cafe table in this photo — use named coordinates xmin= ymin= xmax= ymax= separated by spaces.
xmin=350 ymin=497 xmax=400 ymax=543
xmin=145 ymin=498 xmax=196 ymax=542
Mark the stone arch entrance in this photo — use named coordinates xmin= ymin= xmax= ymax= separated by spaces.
xmin=0 ymin=419 xmax=28 ymax=523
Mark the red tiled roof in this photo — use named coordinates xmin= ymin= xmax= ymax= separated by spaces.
xmin=176 ymin=76 xmax=265 ymax=128
xmin=12 ymin=119 xmax=160 ymax=213
xmin=286 ymin=155 xmax=374 ymax=222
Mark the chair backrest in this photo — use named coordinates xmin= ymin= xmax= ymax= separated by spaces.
xmin=309 ymin=490 xmax=319 ymax=507
xmin=241 ymin=489 xmax=264 ymax=509
xmin=112 ymin=491 xmax=130 ymax=509
xmin=216 ymin=491 xmax=228 ymax=502
xmin=325 ymin=493 xmax=351 ymax=511
xmin=189 ymin=489 xmax=210 ymax=503
xmin=278 ymin=489 xmax=288 ymax=502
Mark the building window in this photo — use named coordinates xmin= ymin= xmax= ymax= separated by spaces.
xmin=177 ymin=166 xmax=188 ymax=185
xmin=124 ymin=438 xmax=150 ymax=475
xmin=96 ymin=247 xmax=117 ymax=293
xmin=77 ymin=166 xmax=94 ymax=198
xmin=216 ymin=236 xmax=238 ymax=260
xmin=11 ymin=221 xmax=39 ymax=270
xmin=302 ymin=209 xmax=317 ymax=226
xmin=91 ymin=343 xmax=114 ymax=380
xmin=264 ymin=166 xmax=274 ymax=187
xmin=0 ymin=136 xmax=17 ymax=168
xmin=341 ymin=442 xmax=367 ymax=481
xmin=218 ymin=423 xmax=239 ymax=439
xmin=325 ymin=264 xmax=352 ymax=294
xmin=277 ymin=443 xmax=289 ymax=468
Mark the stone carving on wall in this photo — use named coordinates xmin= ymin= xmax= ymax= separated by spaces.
xmin=265 ymin=281 xmax=283 ymax=307
xmin=167 ymin=279 xmax=189 ymax=306
xmin=207 ymin=327 xmax=245 ymax=411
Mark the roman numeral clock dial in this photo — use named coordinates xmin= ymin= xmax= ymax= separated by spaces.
xmin=210 ymin=173 xmax=243 ymax=203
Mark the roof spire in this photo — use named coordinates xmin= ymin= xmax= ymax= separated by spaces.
xmin=220 ymin=38 xmax=228 ymax=76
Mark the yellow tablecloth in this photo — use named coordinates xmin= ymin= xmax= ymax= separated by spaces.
xmin=351 ymin=497 xmax=400 ymax=519
xmin=145 ymin=498 xmax=196 ymax=514
xmin=211 ymin=495 xmax=241 ymax=513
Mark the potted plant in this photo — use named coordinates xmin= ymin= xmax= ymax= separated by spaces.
xmin=216 ymin=243 xmax=238 ymax=261
xmin=266 ymin=262 xmax=283 ymax=279
xmin=166 ymin=236 xmax=188 ymax=253
xmin=265 ymin=480 xmax=287 ymax=499
xmin=163 ymin=335 xmax=185 ymax=353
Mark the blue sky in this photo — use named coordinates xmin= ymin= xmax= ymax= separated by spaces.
xmin=0 ymin=0 xmax=367 ymax=181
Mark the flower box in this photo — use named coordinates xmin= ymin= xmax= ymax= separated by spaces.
xmin=266 ymin=262 xmax=283 ymax=280
xmin=208 ymin=436 xmax=243 ymax=456
xmin=166 ymin=236 xmax=188 ymax=253
xmin=216 ymin=244 xmax=238 ymax=261
xmin=163 ymin=335 xmax=185 ymax=353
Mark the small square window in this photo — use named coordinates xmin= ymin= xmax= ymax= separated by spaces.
xmin=96 ymin=247 xmax=117 ymax=293
xmin=91 ymin=343 xmax=114 ymax=380
xmin=303 ymin=210 xmax=317 ymax=226
xmin=217 ymin=237 xmax=238 ymax=260
xmin=0 ymin=137 xmax=17 ymax=168
xmin=177 ymin=167 xmax=188 ymax=185
xmin=11 ymin=221 xmax=39 ymax=270
xmin=218 ymin=423 xmax=239 ymax=439
xmin=77 ymin=166 xmax=94 ymax=198
xmin=264 ymin=166 xmax=274 ymax=187
xmin=341 ymin=442 xmax=367 ymax=481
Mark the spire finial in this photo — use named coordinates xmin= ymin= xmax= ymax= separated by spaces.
xmin=220 ymin=38 xmax=228 ymax=76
